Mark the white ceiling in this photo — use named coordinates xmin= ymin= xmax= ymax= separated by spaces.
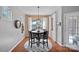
xmin=10 ymin=6 xmax=59 ymax=15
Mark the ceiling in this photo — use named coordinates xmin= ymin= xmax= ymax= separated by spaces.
xmin=10 ymin=6 xmax=59 ymax=15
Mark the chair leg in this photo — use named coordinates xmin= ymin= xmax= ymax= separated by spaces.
xmin=43 ymin=39 xmax=44 ymax=48
xmin=37 ymin=40 xmax=39 ymax=47
xmin=47 ymin=39 xmax=48 ymax=48
xmin=29 ymin=38 xmax=30 ymax=46
xmin=47 ymin=42 xmax=48 ymax=48
xmin=31 ymin=39 xmax=32 ymax=48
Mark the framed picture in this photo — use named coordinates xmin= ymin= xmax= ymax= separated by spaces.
xmin=2 ymin=6 xmax=12 ymax=21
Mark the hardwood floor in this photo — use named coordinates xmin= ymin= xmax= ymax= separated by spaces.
xmin=12 ymin=37 xmax=78 ymax=52
xmin=49 ymin=37 xmax=79 ymax=52
xmin=12 ymin=37 xmax=28 ymax=52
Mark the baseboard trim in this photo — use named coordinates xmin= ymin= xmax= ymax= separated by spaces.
xmin=48 ymin=36 xmax=57 ymax=42
xmin=9 ymin=36 xmax=25 ymax=52
xmin=49 ymin=36 xmax=63 ymax=46
xmin=57 ymin=42 xmax=63 ymax=46
xmin=48 ymin=36 xmax=52 ymax=40
xmin=48 ymin=36 xmax=53 ymax=42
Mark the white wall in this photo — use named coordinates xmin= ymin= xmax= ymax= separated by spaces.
xmin=49 ymin=6 xmax=63 ymax=46
xmin=56 ymin=7 xmax=63 ymax=45
xmin=49 ymin=16 xmax=52 ymax=37
xmin=51 ymin=13 xmax=57 ymax=42
xmin=0 ymin=7 xmax=25 ymax=52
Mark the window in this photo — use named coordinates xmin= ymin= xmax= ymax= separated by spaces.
xmin=28 ymin=16 xmax=48 ymax=31
xmin=32 ymin=20 xmax=37 ymax=30
xmin=32 ymin=19 xmax=43 ymax=30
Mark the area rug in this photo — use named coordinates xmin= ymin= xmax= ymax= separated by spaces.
xmin=24 ymin=41 xmax=52 ymax=52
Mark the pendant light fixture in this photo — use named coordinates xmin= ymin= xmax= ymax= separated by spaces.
xmin=37 ymin=6 xmax=40 ymax=30
xmin=37 ymin=6 xmax=39 ymax=20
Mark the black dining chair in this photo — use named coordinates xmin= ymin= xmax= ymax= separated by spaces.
xmin=43 ymin=31 xmax=48 ymax=48
xmin=39 ymin=32 xmax=44 ymax=44
xmin=35 ymin=32 xmax=44 ymax=47
xmin=29 ymin=31 xmax=37 ymax=48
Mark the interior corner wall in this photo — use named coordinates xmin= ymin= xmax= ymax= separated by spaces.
xmin=49 ymin=15 xmax=56 ymax=42
xmin=51 ymin=13 xmax=57 ymax=42
xmin=55 ymin=7 xmax=63 ymax=45
xmin=48 ymin=16 xmax=52 ymax=37
xmin=49 ymin=6 xmax=63 ymax=46
xmin=25 ymin=15 xmax=29 ymax=37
